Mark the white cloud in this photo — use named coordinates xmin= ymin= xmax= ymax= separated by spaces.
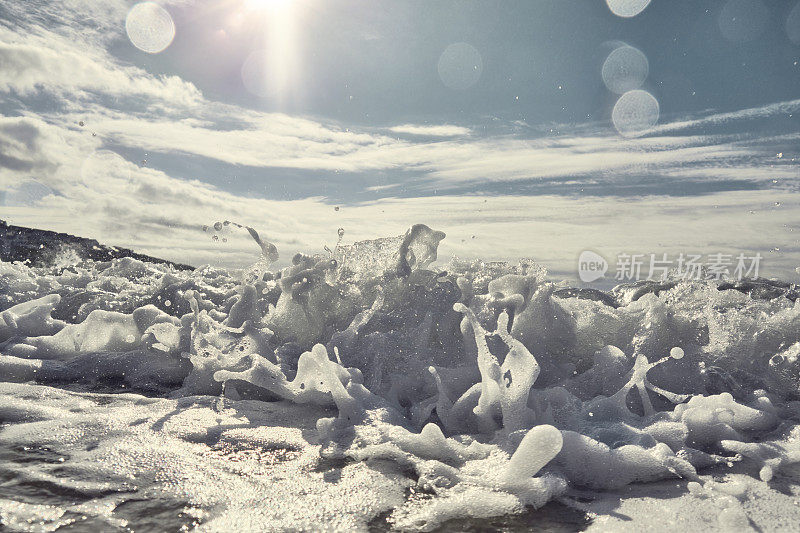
xmin=0 ymin=0 xmax=793 ymax=195
xmin=650 ymin=99 xmax=800 ymax=134
xmin=42 ymin=103 xmax=790 ymax=191
xmin=387 ymin=124 xmax=472 ymax=137
xmin=0 ymin=31 xmax=202 ymax=106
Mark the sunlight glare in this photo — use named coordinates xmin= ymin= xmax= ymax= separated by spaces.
xmin=244 ymin=0 xmax=294 ymax=12
xmin=239 ymin=0 xmax=299 ymax=103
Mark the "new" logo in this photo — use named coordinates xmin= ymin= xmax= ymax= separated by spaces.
xmin=578 ymin=251 xmax=608 ymax=283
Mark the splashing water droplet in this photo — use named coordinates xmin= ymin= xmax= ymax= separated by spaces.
xmin=214 ymin=222 xmax=223 ymax=231
xmin=338 ymin=228 xmax=345 ymax=238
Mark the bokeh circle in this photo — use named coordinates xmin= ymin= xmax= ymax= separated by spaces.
xmin=605 ymin=0 xmax=652 ymax=18
xmin=437 ymin=43 xmax=483 ymax=91
xmin=612 ymin=90 xmax=659 ymax=136
xmin=126 ymin=2 xmax=176 ymax=54
xmin=602 ymin=45 xmax=649 ymax=94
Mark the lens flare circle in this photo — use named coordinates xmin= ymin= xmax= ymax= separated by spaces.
xmin=126 ymin=2 xmax=176 ymax=54
xmin=437 ymin=43 xmax=483 ymax=91
xmin=602 ymin=45 xmax=649 ymax=94
xmin=612 ymin=90 xmax=659 ymax=137
xmin=605 ymin=0 xmax=651 ymax=18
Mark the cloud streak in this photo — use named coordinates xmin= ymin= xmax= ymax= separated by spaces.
xmin=387 ymin=124 xmax=472 ymax=137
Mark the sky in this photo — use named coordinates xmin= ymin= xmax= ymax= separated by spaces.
xmin=0 ymin=0 xmax=799 ymax=283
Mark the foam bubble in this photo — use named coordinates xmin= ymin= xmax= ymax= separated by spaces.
xmin=605 ymin=0 xmax=652 ymax=18
xmin=612 ymin=90 xmax=659 ymax=137
xmin=602 ymin=45 xmax=649 ymax=94
xmin=437 ymin=43 xmax=483 ymax=90
xmin=126 ymin=2 xmax=176 ymax=54
xmin=718 ymin=0 xmax=769 ymax=43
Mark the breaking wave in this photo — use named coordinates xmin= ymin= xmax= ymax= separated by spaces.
xmin=1 ymin=224 xmax=799 ymax=531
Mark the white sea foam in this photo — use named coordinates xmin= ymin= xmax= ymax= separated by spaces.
xmin=1 ymin=224 xmax=799 ymax=530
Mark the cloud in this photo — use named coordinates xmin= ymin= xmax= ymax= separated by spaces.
xmin=387 ymin=124 xmax=472 ymax=137
xmin=1 ymin=0 xmax=793 ymax=198
xmin=650 ymin=99 xmax=800 ymax=135
xmin=38 ymin=102 xmax=790 ymax=194
xmin=0 ymin=31 xmax=202 ymax=106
